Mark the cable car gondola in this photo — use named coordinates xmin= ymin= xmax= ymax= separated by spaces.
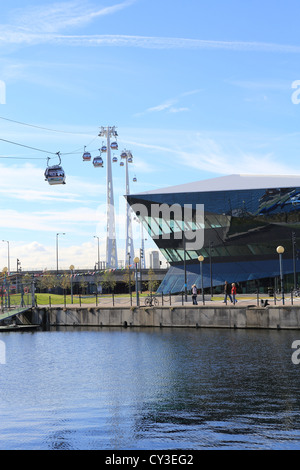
xmin=101 ymin=142 xmax=107 ymax=153
xmin=93 ymin=151 xmax=104 ymax=167
xmin=82 ymin=146 xmax=91 ymax=162
xmin=111 ymin=141 xmax=118 ymax=150
xmin=112 ymin=156 xmax=118 ymax=163
xmin=133 ymin=176 xmax=137 ymax=182
xmin=120 ymin=151 xmax=127 ymax=159
xmin=45 ymin=155 xmax=66 ymax=185
xmin=120 ymin=161 xmax=124 ymax=167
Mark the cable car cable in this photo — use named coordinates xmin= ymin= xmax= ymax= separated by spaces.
xmin=0 ymin=115 xmax=98 ymax=136
xmin=0 ymin=134 xmax=100 ymax=159
xmin=0 ymin=155 xmax=46 ymax=160
xmin=0 ymin=138 xmax=57 ymax=155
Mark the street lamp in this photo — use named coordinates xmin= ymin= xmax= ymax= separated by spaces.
xmin=93 ymin=236 xmax=100 ymax=270
xmin=209 ymin=241 xmax=214 ymax=298
xmin=276 ymin=245 xmax=285 ymax=305
xmin=2 ymin=240 xmax=10 ymax=274
xmin=2 ymin=266 xmax=8 ymax=308
xmin=56 ymin=233 xmax=65 ymax=273
xmin=198 ymin=255 xmax=204 ymax=305
xmin=134 ymin=256 xmax=140 ymax=306
xmin=183 ymin=232 xmax=187 ymax=301
xmin=70 ymin=264 xmax=74 ymax=304
xmin=127 ymin=252 xmax=132 ymax=299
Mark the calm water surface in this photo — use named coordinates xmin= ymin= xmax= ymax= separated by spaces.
xmin=0 ymin=327 xmax=300 ymax=450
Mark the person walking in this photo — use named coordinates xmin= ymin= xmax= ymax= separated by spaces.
xmin=191 ymin=284 xmax=198 ymax=305
xmin=223 ymin=281 xmax=233 ymax=303
xmin=231 ymin=283 xmax=237 ymax=305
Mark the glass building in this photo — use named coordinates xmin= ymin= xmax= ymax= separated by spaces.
xmin=126 ymin=174 xmax=300 ymax=294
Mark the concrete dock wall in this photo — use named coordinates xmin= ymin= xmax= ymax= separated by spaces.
xmin=25 ymin=305 xmax=300 ymax=329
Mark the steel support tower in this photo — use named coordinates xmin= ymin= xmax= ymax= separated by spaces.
xmin=124 ymin=150 xmax=135 ymax=267
xmin=99 ymin=126 xmax=118 ymax=269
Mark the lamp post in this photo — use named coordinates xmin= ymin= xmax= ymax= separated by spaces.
xmin=134 ymin=256 xmax=140 ymax=306
xmin=276 ymin=246 xmax=285 ymax=305
xmin=56 ymin=233 xmax=65 ymax=273
xmin=70 ymin=264 xmax=74 ymax=304
xmin=209 ymin=241 xmax=213 ymax=298
xmin=183 ymin=232 xmax=187 ymax=301
xmin=2 ymin=240 xmax=10 ymax=274
xmin=292 ymin=232 xmax=297 ymax=290
xmin=93 ymin=236 xmax=100 ymax=270
xmin=128 ymin=252 xmax=131 ymax=299
xmin=2 ymin=266 xmax=8 ymax=308
xmin=198 ymin=255 xmax=204 ymax=305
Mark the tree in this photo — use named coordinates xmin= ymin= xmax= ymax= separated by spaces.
xmin=123 ymin=267 xmax=134 ymax=292
xmin=37 ymin=271 xmax=57 ymax=292
xmin=60 ymin=272 xmax=71 ymax=292
xmin=93 ymin=273 xmax=102 ymax=294
xmin=102 ymin=270 xmax=116 ymax=293
xmin=79 ymin=277 xmax=88 ymax=295
xmin=147 ymin=268 xmax=159 ymax=293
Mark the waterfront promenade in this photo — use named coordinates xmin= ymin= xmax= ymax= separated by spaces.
xmin=3 ymin=292 xmax=300 ymax=330
xmin=20 ymin=293 xmax=300 ymax=331
xmin=33 ymin=292 xmax=300 ymax=309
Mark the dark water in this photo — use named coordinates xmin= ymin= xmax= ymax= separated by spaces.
xmin=0 ymin=327 xmax=300 ymax=450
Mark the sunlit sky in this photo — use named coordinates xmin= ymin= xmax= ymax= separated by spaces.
xmin=1 ymin=0 xmax=300 ymax=271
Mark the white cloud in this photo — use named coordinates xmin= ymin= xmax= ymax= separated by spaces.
xmin=1 ymin=2 xmax=300 ymax=56
xmin=9 ymin=0 xmax=136 ymax=34
xmin=134 ymin=90 xmax=200 ymax=117
xmin=0 ymin=162 xmax=105 ymax=203
xmin=169 ymin=107 xmax=189 ymax=113
xmin=124 ymin=128 xmax=300 ymax=179
xmin=2 ymin=33 xmax=300 ymax=53
xmin=0 ymin=206 xmax=100 ymax=233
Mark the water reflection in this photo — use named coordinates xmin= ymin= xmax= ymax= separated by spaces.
xmin=0 ymin=328 xmax=300 ymax=449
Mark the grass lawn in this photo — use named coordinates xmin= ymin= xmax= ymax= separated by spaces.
xmin=34 ymin=292 xmax=151 ymax=305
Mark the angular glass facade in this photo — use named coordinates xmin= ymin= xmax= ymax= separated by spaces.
xmin=127 ymin=175 xmax=300 ymax=294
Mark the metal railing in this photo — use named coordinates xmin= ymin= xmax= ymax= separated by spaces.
xmin=0 ymin=283 xmax=32 ymax=311
xmin=31 ymin=289 xmax=300 ymax=308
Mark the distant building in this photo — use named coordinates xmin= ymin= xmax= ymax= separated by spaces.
xmin=150 ymin=251 xmax=160 ymax=269
xmin=127 ymin=174 xmax=300 ymax=293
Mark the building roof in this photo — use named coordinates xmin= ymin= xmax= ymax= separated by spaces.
xmin=133 ymin=174 xmax=300 ymax=195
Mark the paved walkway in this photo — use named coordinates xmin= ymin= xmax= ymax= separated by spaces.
xmin=33 ymin=294 xmax=300 ymax=308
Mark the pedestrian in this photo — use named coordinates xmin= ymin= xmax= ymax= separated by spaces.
xmin=223 ymin=281 xmax=233 ymax=303
xmin=191 ymin=284 xmax=198 ymax=305
xmin=231 ymin=283 xmax=237 ymax=305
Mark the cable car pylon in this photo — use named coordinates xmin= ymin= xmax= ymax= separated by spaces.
xmin=99 ymin=126 xmax=118 ymax=269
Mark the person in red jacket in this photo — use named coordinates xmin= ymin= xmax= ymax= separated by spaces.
xmin=231 ymin=283 xmax=237 ymax=305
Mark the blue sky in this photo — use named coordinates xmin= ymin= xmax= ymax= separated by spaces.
xmin=1 ymin=0 xmax=300 ymax=271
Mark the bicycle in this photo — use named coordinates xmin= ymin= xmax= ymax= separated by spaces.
xmin=144 ymin=294 xmax=159 ymax=307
